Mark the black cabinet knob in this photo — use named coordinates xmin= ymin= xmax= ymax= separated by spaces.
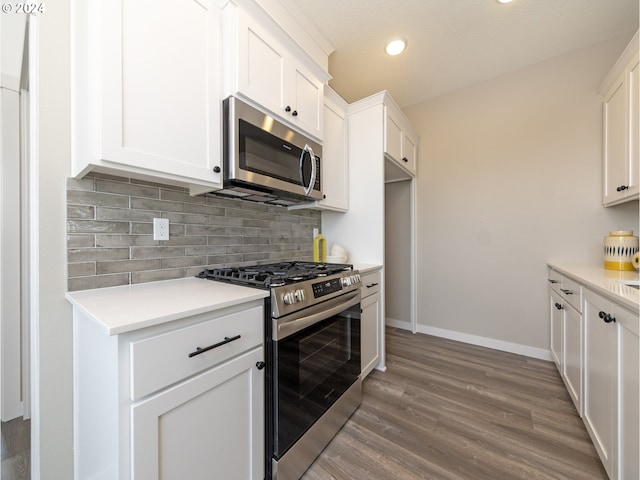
xmin=555 ymin=303 xmax=563 ymax=310
xmin=256 ymin=361 xmax=266 ymax=370
xmin=616 ymin=185 xmax=629 ymax=192
xmin=285 ymin=106 xmax=291 ymax=112
xmin=292 ymin=110 xmax=298 ymax=117
xmin=213 ymin=166 xmax=221 ymax=173
xmin=598 ymin=311 xmax=616 ymax=323
xmin=402 ymin=157 xmax=408 ymax=163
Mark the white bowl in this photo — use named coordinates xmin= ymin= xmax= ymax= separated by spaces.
xmin=326 ymin=255 xmax=347 ymax=264
xmin=330 ymin=243 xmax=348 ymax=255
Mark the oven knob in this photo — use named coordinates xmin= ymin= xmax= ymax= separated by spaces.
xmin=283 ymin=291 xmax=295 ymax=305
xmin=294 ymin=289 xmax=305 ymax=302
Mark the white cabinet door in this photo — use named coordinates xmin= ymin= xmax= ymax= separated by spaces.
xmin=131 ymin=347 xmax=264 ymax=480
xmin=236 ymin=12 xmax=287 ymax=118
xmin=402 ymin=130 xmax=418 ymax=176
xmin=74 ymin=0 xmax=223 ymax=193
xmin=384 ymin=107 xmax=403 ymax=164
xmin=563 ymin=303 xmax=582 ymax=415
xmin=550 ymin=289 xmax=564 ymax=370
xmin=384 ymin=102 xmax=417 ymax=177
xmin=601 ymin=37 xmax=639 ymax=207
xmin=288 ymin=61 xmax=324 ymax=139
xmin=584 ymin=291 xmax=616 ymax=477
xmin=317 ymin=88 xmax=348 ymax=211
xmin=627 ymin=55 xmax=639 ymax=199
xmin=229 ymin=7 xmax=325 ymax=140
xmin=603 ymin=75 xmax=627 ymax=206
xmin=617 ymin=306 xmax=639 ymax=480
xmin=361 ymin=292 xmax=381 ymax=378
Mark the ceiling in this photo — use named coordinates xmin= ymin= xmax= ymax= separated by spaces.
xmin=293 ymin=0 xmax=639 ymax=108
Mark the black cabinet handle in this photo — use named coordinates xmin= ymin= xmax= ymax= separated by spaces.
xmin=188 ymin=334 xmax=241 ymax=358
xmin=256 ymin=361 xmax=266 ymax=370
xmin=213 ymin=166 xmax=221 ymax=173
xmin=598 ymin=311 xmax=616 ymax=324
xmin=402 ymin=157 xmax=408 ymax=163
xmin=366 ymin=282 xmax=379 ymax=288
xmin=292 ymin=110 xmax=298 ymax=117
xmin=555 ymin=303 xmax=563 ymax=310
xmin=285 ymin=106 xmax=291 ymax=112
xmin=616 ymin=185 xmax=629 ymax=192
xmin=547 ymin=279 xmax=559 ymax=284
xmin=560 ymin=289 xmax=573 ymax=295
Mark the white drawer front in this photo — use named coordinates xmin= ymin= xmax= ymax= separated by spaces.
xmin=361 ymin=271 xmax=381 ymax=298
xmin=560 ymin=277 xmax=582 ymax=313
xmin=130 ymin=305 xmax=263 ymax=400
xmin=547 ymin=269 xmax=563 ymax=294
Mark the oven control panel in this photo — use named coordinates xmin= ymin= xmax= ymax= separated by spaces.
xmin=312 ymin=278 xmax=343 ymax=298
xmin=312 ymin=274 xmax=361 ymax=298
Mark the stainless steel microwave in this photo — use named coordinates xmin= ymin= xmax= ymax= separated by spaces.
xmin=218 ymin=96 xmax=322 ymax=206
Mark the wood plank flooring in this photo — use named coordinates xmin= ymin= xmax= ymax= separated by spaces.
xmin=1 ymin=418 xmax=30 ymax=480
xmin=302 ymin=327 xmax=607 ymax=480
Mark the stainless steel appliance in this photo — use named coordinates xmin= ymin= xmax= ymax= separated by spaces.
xmin=198 ymin=262 xmax=362 ymax=480
xmin=218 ymin=96 xmax=323 ymax=206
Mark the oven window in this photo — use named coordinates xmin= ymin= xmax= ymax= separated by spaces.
xmin=273 ymin=301 xmax=360 ymax=458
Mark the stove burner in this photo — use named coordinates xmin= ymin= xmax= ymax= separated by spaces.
xmin=197 ymin=261 xmax=353 ymax=288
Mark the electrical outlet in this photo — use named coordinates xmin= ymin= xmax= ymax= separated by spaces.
xmin=153 ymin=218 xmax=169 ymax=241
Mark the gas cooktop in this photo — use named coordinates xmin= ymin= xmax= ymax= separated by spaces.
xmin=197 ymin=261 xmax=353 ymax=288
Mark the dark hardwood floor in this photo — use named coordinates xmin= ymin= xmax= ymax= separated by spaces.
xmin=303 ymin=327 xmax=607 ymax=480
xmin=1 ymin=417 xmax=30 ymax=480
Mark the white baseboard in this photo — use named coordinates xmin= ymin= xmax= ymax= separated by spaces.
xmin=385 ymin=317 xmax=411 ymax=330
xmin=385 ymin=319 xmax=552 ymax=361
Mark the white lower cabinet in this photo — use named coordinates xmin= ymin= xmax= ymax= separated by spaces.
xmin=72 ymin=301 xmax=265 ymax=480
xmin=547 ymin=271 xmax=583 ymax=414
xmin=132 ymin=347 xmax=264 ymax=479
xmin=583 ymin=289 xmax=639 ymax=480
xmin=563 ymin=303 xmax=582 ymax=413
xmin=361 ymin=268 xmax=382 ymax=378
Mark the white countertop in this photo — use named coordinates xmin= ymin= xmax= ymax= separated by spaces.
xmin=66 ymin=277 xmax=269 ymax=336
xmin=548 ymin=263 xmax=640 ymax=313
xmin=352 ymin=263 xmax=383 ymax=274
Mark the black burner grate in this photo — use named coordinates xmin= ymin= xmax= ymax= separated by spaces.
xmin=197 ymin=261 xmax=352 ymax=288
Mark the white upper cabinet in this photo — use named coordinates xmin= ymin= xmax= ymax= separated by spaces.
xmin=600 ymin=31 xmax=639 ymax=206
xmin=384 ymin=98 xmax=418 ymax=178
xmin=222 ymin=2 xmax=330 ymax=141
xmin=72 ymin=0 xmax=224 ymax=195
xmin=290 ymin=87 xmax=349 ymax=212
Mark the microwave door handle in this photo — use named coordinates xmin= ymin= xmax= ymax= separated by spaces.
xmin=300 ymin=145 xmax=316 ymax=196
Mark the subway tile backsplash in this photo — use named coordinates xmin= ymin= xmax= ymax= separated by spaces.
xmin=66 ymin=174 xmax=321 ymax=291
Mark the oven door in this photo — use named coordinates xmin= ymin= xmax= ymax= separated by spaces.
xmin=270 ymin=290 xmax=361 ymax=459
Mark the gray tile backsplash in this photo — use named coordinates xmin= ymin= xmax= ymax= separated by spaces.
xmin=66 ymin=174 xmax=321 ymax=291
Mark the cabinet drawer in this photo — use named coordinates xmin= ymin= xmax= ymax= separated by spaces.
xmin=547 ymin=269 xmax=563 ymax=294
xmin=560 ymin=277 xmax=582 ymax=313
xmin=361 ymin=270 xmax=381 ymax=298
xmin=130 ymin=305 xmax=263 ymax=400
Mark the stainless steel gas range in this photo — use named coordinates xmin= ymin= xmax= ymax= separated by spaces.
xmin=199 ymin=262 xmax=362 ymax=480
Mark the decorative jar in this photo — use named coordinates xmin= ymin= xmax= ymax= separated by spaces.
xmin=604 ymin=230 xmax=639 ymax=271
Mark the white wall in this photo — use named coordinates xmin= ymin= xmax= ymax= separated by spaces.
xmin=404 ymin=34 xmax=639 ymax=356
xmin=31 ymin=4 xmax=74 ymax=478
xmin=385 ymin=179 xmax=412 ymax=324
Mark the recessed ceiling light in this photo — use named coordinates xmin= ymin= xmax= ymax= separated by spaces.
xmin=385 ymin=39 xmax=406 ymax=56
xmin=497 ymin=0 xmax=513 ymax=3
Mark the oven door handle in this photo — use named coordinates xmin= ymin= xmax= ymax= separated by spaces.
xmin=274 ymin=290 xmax=360 ymax=341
